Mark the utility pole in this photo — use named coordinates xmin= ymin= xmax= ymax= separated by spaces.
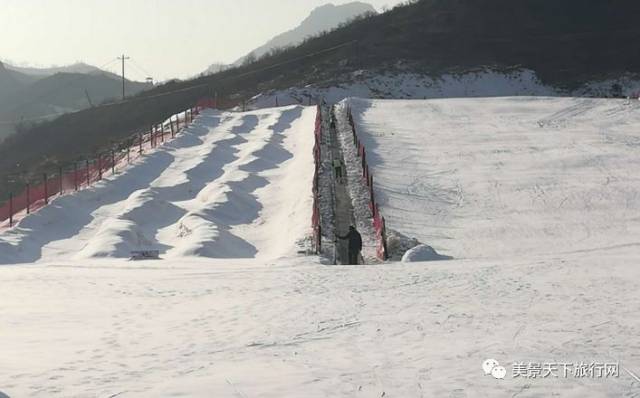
xmin=117 ymin=54 xmax=130 ymax=100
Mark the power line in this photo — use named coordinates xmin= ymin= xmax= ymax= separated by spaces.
xmin=129 ymin=58 xmax=153 ymax=81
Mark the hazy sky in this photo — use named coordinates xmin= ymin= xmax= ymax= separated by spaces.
xmin=1 ymin=0 xmax=404 ymax=81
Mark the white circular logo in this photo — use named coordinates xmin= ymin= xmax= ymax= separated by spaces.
xmin=491 ymin=366 xmax=507 ymax=379
xmin=483 ymin=359 xmax=506 ymax=379
xmin=483 ymin=358 xmax=500 ymax=375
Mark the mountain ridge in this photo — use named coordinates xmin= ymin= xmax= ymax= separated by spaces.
xmin=204 ymin=1 xmax=376 ymax=74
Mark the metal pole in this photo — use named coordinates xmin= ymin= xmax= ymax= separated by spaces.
xmin=111 ymin=149 xmax=115 ymax=174
xmin=26 ymin=183 xmax=30 ymax=214
xmin=43 ymin=173 xmax=49 ymax=205
xmin=98 ymin=155 xmax=102 ymax=180
xmin=9 ymin=192 xmax=13 ymax=227
xmin=59 ymin=166 xmax=63 ymax=195
xmin=117 ymin=54 xmax=130 ymax=100
xmin=74 ymin=162 xmax=78 ymax=191
xmin=139 ymin=133 xmax=143 ymax=154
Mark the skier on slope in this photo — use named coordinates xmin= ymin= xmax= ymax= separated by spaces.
xmin=337 ymin=226 xmax=363 ymax=265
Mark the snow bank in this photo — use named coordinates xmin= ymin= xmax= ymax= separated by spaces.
xmin=401 ymin=244 xmax=452 ymax=262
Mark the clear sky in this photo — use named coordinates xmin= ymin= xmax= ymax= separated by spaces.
xmin=1 ymin=0 xmax=405 ymax=81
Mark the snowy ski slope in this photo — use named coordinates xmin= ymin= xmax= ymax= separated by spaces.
xmin=347 ymin=97 xmax=640 ymax=260
xmin=1 ymin=98 xmax=640 ymax=397
xmin=0 ymin=106 xmax=316 ymax=264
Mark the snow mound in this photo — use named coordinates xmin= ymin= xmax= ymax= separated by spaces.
xmin=401 ymin=244 xmax=452 ymax=262
xmin=0 ymin=106 xmax=317 ymax=264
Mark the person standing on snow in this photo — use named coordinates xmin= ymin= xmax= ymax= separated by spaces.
xmin=333 ymin=158 xmax=344 ymax=183
xmin=337 ymin=226 xmax=363 ymax=265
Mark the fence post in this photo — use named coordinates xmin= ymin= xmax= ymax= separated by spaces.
xmin=111 ymin=149 xmax=116 ymax=174
xmin=59 ymin=166 xmax=63 ymax=195
xmin=98 ymin=155 xmax=102 ymax=181
xmin=43 ymin=173 xmax=49 ymax=205
xmin=86 ymin=159 xmax=90 ymax=186
xmin=170 ymin=117 xmax=175 ymax=138
xmin=9 ymin=192 xmax=13 ymax=227
xmin=127 ymin=146 xmax=130 ymax=163
xmin=381 ymin=217 xmax=388 ymax=261
xmin=26 ymin=183 xmax=30 ymax=214
xmin=139 ymin=133 xmax=143 ymax=154
xmin=160 ymin=124 xmax=164 ymax=143
xmin=74 ymin=162 xmax=78 ymax=191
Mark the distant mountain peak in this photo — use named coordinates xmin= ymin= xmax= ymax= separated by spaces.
xmin=227 ymin=2 xmax=376 ymax=68
xmin=307 ymin=2 xmax=375 ymax=18
xmin=4 ymin=62 xmax=109 ymax=78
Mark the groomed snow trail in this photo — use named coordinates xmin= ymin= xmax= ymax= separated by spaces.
xmin=0 ymin=106 xmax=316 ymax=264
xmin=347 ymin=97 xmax=640 ymax=260
xmin=334 ymin=104 xmax=379 ymax=262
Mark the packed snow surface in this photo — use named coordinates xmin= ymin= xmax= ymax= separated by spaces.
xmin=1 ymin=98 xmax=639 ymax=397
xmin=1 ymin=254 xmax=639 ymax=397
xmin=348 ymin=97 xmax=640 ymax=260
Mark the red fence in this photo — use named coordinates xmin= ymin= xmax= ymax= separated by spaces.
xmin=0 ymin=104 xmax=210 ymax=229
xmin=311 ymin=105 xmax=322 ymax=254
xmin=346 ymin=106 xmax=388 ymax=261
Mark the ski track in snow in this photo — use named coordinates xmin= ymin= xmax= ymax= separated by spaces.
xmin=334 ymin=103 xmax=379 ymax=263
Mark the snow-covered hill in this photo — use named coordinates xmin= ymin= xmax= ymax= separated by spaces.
xmin=0 ymin=105 xmax=315 ymax=264
xmin=1 ymin=97 xmax=639 ymax=397
xmin=346 ymin=96 xmax=640 ymax=260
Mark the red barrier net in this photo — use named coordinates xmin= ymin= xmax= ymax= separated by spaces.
xmin=0 ymin=102 xmax=213 ymax=229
